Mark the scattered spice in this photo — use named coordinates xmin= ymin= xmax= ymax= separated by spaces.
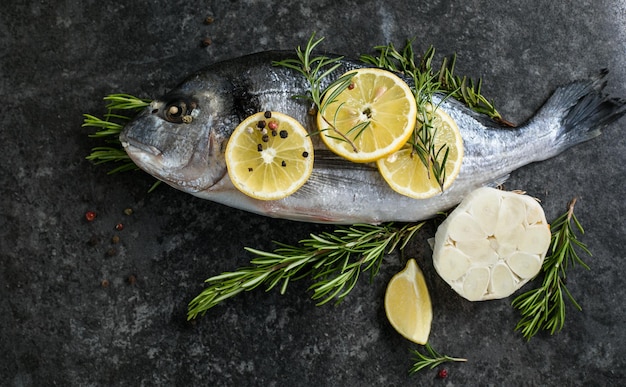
xmin=437 ymin=369 xmax=448 ymax=379
xmin=302 ymin=151 xmax=309 ymax=158
xmin=201 ymin=37 xmax=212 ymax=47
xmin=279 ymin=130 xmax=288 ymax=138
xmin=204 ymin=16 xmax=214 ymax=25
xmin=123 ymin=208 xmax=133 ymax=216
xmin=262 ymin=134 xmax=269 ymax=142
xmin=106 ymin=247 xmax=117 ymax=257
xmin=257 ymin=144 xmax=263 ymax=152
xmin=85 ymin=211 xmax=96 ymax=222
xmin=268 ymin=120 xmax=278 ymax=130
xmin=115 ymin=223 xmax=124 ymax=231
xmin=257 ymin=120 xmax=266 ymax=129
xmin=127 ymin=274 xmax=137 ymax=286
xmin=101 ymin=279 xmax=110 ymax=288
xmin=111 ymin=235 xmax=120 ymax=244
xmin=348 ymin=83 xmax=355 ymax=90
xmin=248 ymin=167 xmax=253 ymax=172
xmin=264 ymin=111 xmax=272 ymax=119
xmin=88 ymin=235 xmax=100 ymax=246
xmin=281 ymin=160 xmax=287 ymax=167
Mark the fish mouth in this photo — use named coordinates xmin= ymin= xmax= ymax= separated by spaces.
xmin=119 ymin=134 xmax=166 ymax=174
xmin=120 ymin=136 xmax=162 ymax=158
xmin=119 ymin=131 xmax=220 ymax=193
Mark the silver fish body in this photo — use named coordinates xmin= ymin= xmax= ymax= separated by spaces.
xmin=120 ymin=51 xmax=625 ymax=224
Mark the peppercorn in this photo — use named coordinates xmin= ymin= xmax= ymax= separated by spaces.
xmin=201 ymin=37 xmax=212 ymax=47
xmin=257 ymin=120 xmax=266 ymax=129
xmin=257 ymin=144 xmax=263 ymax=152
xmin=264 ymin=111 xmax=272 ymax=119
xmin=115 ymin=223 xmax=124 ymax=231
xmin=268 ymin=120 xmax=278 ymax=130
xmin=101 ymin=279 xmax=110 ymax=288
xmin=279 ymin=130 xmax=288 ymax=138
xmin=204 ymin=16 xmax=214 ymax=24
xmin=262 ymin=134 xmax=269 ymax=142
xmin=302 ymin=151 xmax=309 ymax=158
xmin=437 ymin=369 xmax=448 ymax=379
xmin=182 ymin=115 xmax=193 ymax=124
xmin=123 ymin=208 xmax=133 ymax=216
xmin=111 ymin=235 xmax=120 ymax=244
xmin=87 ymin=235 xmax=100 ymax=246
xmin=281 ymin=160 xmax=287 ymax=167
xmin=85 ymin=211 xmax=96 ymax=222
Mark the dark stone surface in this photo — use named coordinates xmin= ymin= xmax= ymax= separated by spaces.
xmin=2 ymin=0 xmax=625 ymax=385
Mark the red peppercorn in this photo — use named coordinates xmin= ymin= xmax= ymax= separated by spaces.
xmin=85 ymin=211 xmax=96 ymax=222
xmin=115 ymin=223 xmax=124 ymax=231
xmin=348 ymin=83 xmax=355 ymax=90
xmin=437 ymin=369 xmax=448 ymax=379
xmin=268 ymin=120 xmax=278 ymax=130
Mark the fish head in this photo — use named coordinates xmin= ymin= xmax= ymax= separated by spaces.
xmin=120 ymin=74 xmax=237 ymax=193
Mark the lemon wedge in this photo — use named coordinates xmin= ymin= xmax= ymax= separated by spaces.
xmin=377 ymin=105 xmax=463 ymax=199
xmin=225 ymin=111 xmax=314 ymax=201
xmin=384 ymin=259 xmax=432 ymax=344
xmin=317 ymin=68 xmax=417 ymax=163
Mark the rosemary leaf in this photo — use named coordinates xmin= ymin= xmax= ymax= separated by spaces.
xmin=84 ymin=94 xmax=154 ymax=176
xmin=409 ymin=343 xmax=467 ymax=374
xmin=512 ymin=198 xmax=591 ymax=341
xmin=187 ymin=223 xmax=424 ymax=319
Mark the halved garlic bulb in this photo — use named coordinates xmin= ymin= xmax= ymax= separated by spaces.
xmin=432 ymin=187 xmax=551 ymax=301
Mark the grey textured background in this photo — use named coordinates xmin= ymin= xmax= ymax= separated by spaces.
xmin=2 ymin=0 xmax=625 ymax=385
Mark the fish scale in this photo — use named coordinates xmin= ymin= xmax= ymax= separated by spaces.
xmin=119 ymin=51 xmax=625 ymax=224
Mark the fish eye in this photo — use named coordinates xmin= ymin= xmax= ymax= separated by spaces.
xmin=164 ymin=101 xmax=187 ymax=123
xmin=162 ymin=99 xmax=198 ymax=123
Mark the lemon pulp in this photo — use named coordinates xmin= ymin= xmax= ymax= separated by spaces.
xmin=225 ymin=111 xmax=314 ymax=201
xmin=377 ymin=105 xmax=463 ymax=199
xmin=317 ymin=68 xmax=417 ymax=163
xmin=384 ymin=259 xmax=432 ymax=344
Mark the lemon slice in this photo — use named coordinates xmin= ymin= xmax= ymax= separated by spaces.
xmin=225 ymin=111 xmax=314 ymax=201
xmin=317 ymin=68 xmax=417 ymax=163
xmin=384 ymin=259 xmax=432 ymax=344
xmin=377 ymin=105 xmax=463 ymax=199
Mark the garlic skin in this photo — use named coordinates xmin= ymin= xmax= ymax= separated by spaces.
xmin=432 ymin=187 xmax=551 ymax=301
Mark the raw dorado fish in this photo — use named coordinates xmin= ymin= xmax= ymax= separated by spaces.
xmin=119 ymin=51 xmax=625 ymax=224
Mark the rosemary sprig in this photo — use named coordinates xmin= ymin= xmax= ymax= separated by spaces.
xmin=512 ymin=198 xmax=591 ymax=341
xmin=83 ymin=94 xmax=150 ymax=172
xmin=361 ymin=41 xmax=503 ymax=190
xmin=187 ymin=223 xmax=423 ymax=320
xmin=272 ymin=33 xmax=362 ymax=152
xmin=409 ymin=343 xmax=467 ymax=374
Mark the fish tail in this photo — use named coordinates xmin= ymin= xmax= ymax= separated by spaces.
xmin=531 ymin=69 xmax=626 ymax=160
